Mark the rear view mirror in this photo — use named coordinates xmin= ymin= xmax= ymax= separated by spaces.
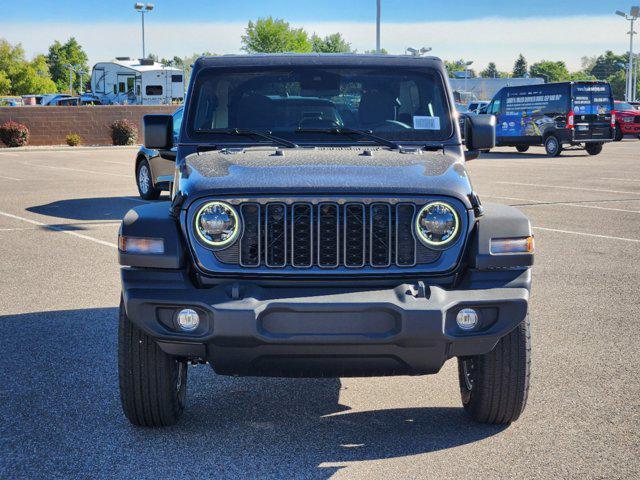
xmin=144 ymin=114 xmax=173 ymax=150
xmin=465 ymin=114 xmax=496 ymax=160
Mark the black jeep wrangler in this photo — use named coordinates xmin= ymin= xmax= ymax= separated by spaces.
xmin=118 ymin=54 xmax=533 ymax=427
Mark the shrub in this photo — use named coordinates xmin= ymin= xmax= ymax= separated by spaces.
xmin=110 ymin=119 xmax=138 ymax=146
xmin=66 ymin=133 xmax=81 ymax=147
xmin=0 ymin=121 xmax=30 ymax=147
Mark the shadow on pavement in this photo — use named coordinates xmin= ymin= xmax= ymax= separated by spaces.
xmin=478 ymin=150 xmax=585 ymax=160
xmin=0 ymin=308 xmax=507 ymax=479
xmin=26 ymin=197 xmax=167 ymax=222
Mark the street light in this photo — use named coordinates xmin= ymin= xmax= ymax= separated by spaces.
xmin=464 ymin=60 xmax=474 ymax=94
xmin=376 ymin=0 xmax=381 ymax=53
xmin=134 ymin=3 xmax=154 ymax=59
xmin=405 ymin=47 xmax=432 ymax=56
xmin=615 ymin=7 xmax=639 ymax=102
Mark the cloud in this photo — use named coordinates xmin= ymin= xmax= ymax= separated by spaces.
xmin=4 ymin=15 xmax=628 ymax=71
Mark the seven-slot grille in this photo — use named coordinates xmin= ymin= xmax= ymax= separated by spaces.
xmin=221 ymin=201 xmax=441 ymax=269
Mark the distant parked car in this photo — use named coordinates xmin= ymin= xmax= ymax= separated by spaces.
xmin=55 ymin=94 xmax=103 ymax=106
xmin=613 ymin=100 xmax=640 ymax=140
xmin=467 ymin=101 xmax=489 ymax=114
xmin=135 ymin=106 xmax=183 ymax=199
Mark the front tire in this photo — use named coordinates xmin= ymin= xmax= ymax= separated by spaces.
xmin=614 ymin=125 xmax=623 ymax=141
xmin=585 ymin=143 xmax=603 ymax=156
xmin=118 ymin=298 xmax=188 ymax=427
xmin=458 ymin=315 xmax=531 ymax=424
xmin=136 ymin=158 xmax=161 ymax=200
xmin=515 ymin=145 xmax=529 ymax=153
xmin=544 ymin=135 xmax=562 ymax=157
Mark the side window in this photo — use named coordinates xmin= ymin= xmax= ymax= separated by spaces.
xmin=113 ymin=84 xmax=117 ymax=94
xmin=146 ymin=85 xmax=163 ymax=96
xmin=118 ymin=82 xmax=126 ymax=93
xmin=172 ymin=109 xmax=183 ymax=138
xmin=489 ymin=98 xmax=501 ymax=115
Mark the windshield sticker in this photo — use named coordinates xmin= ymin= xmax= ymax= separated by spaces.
xmin=413 ymin=116 xmax=440 ymax=130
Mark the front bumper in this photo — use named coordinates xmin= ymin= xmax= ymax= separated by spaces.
xmin=122 ymin=268 xmax=529 ymax=377
xmin=620 ymin=122 xmax=640 ymax=135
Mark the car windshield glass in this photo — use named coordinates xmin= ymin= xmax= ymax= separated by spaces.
xmin=188 ymin=66 xmax=453 ymax=145
xmin=616 ymin=102 xmax=634 ymax=111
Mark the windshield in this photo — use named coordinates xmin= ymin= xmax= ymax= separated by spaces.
xmin=615 ymin=102 xmax=635 ymax=111
xmin=572 ymin=83 xmax=613 ymax=115
xmin=187 ymin=67 xmax=454 ymax=145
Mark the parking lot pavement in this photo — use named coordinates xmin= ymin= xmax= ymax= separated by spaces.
xmin=1 ymin=142 xmax=639 ymax=479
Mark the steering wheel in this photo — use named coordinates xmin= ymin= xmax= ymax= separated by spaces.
xmin=367 ymin=119 xmax=412 ymax=131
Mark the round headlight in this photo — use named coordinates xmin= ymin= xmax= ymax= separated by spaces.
xmin=194 ymin=201 xmax=240 ymax=247
xmin=415 ymin=201 xmax=460 ymax=247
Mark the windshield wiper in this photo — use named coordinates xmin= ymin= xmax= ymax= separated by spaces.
xmin=295 ymin=127 xmax=401 ymax=150
xmin=201 ymin=128 xmax=299 ymax=148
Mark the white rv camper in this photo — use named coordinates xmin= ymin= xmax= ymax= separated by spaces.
xmin=90 ymin=57 xmax=184 ymax=105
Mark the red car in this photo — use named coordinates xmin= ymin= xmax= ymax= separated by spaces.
xmin=614 ymin=101 xmax=640 ymax=140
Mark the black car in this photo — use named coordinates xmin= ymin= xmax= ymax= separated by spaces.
xmin=118 ymin=54 xmax=533 ymax=427
xmin=135 ymin=106 xmax=183 ymax=199
xmin=485 ymin=81 xmax=614 ymax=156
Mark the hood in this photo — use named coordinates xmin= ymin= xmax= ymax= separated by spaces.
xmin=179 ymin=146 xmax=473 ymax=207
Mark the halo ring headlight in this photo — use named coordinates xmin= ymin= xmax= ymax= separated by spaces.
xmin=415 ymin=201 xmax=460 ymax=247
xmin=194 ymin=201 xmax=240 ymax=248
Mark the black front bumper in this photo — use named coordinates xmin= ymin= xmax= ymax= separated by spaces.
xmin=122 ymin=268 xmax=529 ymax=377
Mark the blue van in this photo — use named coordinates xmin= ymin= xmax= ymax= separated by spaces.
xmin=484 ymin=82 xmax=614 ymax=156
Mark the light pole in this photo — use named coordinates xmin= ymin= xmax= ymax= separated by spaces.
xmin=376 ymin=0 xmax=381 ymax=53
xmin=616 ymin=7 xmax=639 ymax=102
xmin=134 ymin=3 xmax=154 ymax=59
xmin=405 ymin=47 xmax=432 ymax=57
xmin=464 ymin=61 xmax=474 ymax=94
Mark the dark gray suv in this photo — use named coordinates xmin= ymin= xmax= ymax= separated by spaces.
xmin=118 ymin=54 xmax=533 ymax=427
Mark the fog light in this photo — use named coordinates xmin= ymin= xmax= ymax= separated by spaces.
xmin=456 ymin=308 xmax=479 ymax=330
xmin=176 ymin=309 xmax=199 ymax=331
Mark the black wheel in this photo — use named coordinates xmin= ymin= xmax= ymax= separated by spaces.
xmin=136 ymin=158 xmax=161 ymax=200
xmin=585 ymin=143 xmax=603 ymax=155
xmin=544 ymin=135 xmax=562 ymax=157
xmin=118 ymin=298 xmax=187 ymax=427
xmin=458 ymin=315 xmax=531 ymax=424
xmin=614 ymin=125 xmax=623 ymax=142
xmin=515 ymin=145 xmax=529 ymax=153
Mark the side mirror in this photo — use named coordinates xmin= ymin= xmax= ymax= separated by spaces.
xmin=465 ymin=114 xmax=496 ymax=160
xmin=144 ymin=114 xmax=173 ymax=150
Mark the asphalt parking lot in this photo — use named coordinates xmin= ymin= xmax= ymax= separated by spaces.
xmin=1 ymin=141 xmax=639 ymax=479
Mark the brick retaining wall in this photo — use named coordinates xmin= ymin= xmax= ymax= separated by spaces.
xmin=0 ymin=105 xmax=178 ymax=147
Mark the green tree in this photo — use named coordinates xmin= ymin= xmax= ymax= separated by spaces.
xmin=0 ymin=39 xmax=56 ymax=95
xmin=364 ymin=48 xmax=388 ymax=54
xmin=567 ymin=70 xmax=597 ymax=81
xmin=444 ymin=60 xmax=475 ymax=78
xmin=46 ymin=37 xmax=89 ymax=93
xmin=480 ymin=62 xmax=499 ymax=78
xmin=0 ymin=70 xmax=10 ymax=95
xmin=241 ymin=17 xmax=312 ymax=53
xmin=512 ymin=54 xmax=528 ymax=77
xmin=311 ymin=33 xmax=352 ymax=53
xmin=606 ymin=68 xmax=639 ymax=100
xmin=529 ymin=60 xmax=570 ymax=82
xmin=589 ymin=50 xmax=626 ymax=80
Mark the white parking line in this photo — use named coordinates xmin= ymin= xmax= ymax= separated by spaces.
xmin=19 ymin=161 xmax=130 ymax=178
xmin=600 ymin=177 xmax=640 ymax=183
xmin=496 ymin=181 xmax=640 ymax=196
xmin=484 ymin=195 xmax=640 ymax=214
xmin=0 ymin=211 xmax=117 ymax=249
xmin=534 ymin=226 xmax=640 ymax=243
xmin=0 ymin=174 xmax=23 ymax=181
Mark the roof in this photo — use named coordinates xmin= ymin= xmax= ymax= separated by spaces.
xmin=95 ymin=59 xmax=181 ymax=73
xmin=193 ymin=54 xmax=445 ymax=70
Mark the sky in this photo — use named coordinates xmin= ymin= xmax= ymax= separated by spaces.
xmin=0 ymin=1 xmax=636 ymax=71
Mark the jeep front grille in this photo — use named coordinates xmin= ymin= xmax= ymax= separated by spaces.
xmin=215 ymin=201 xmax=441 ymax=269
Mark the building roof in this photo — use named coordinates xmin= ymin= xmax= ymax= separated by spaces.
xmin=96 ymin=58 xmax=181 ymax=73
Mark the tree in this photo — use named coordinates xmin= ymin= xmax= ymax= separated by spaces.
xmin=512 ymin=54 xmax=528 ymax=77
xmin=241 ymin=17 xmax=312 ymax=53
xmin=0 ymin=39 xmax=56 ymax=95
xmin=364 ymin=48 xmax=388 ymax=54
xmin=311 ymin=33 xmax=352 ymax=53
xmin=480 ymin=62 xmax=499 ymax=78
xmin=529 ymin=60 xmax=570 ymax=83
xmin=46 ymin=37 xmax=89 ymax=93
xmin=444 ymin=60 xmax=475 ymax=78
xmin=588 ymin=50 xmax=627 ymax=80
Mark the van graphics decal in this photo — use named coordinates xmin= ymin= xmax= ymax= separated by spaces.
xmin=572 ymin=85 xmax=612 ymax=115
xmin=499 ymin=87 xmax=566 ymax=137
